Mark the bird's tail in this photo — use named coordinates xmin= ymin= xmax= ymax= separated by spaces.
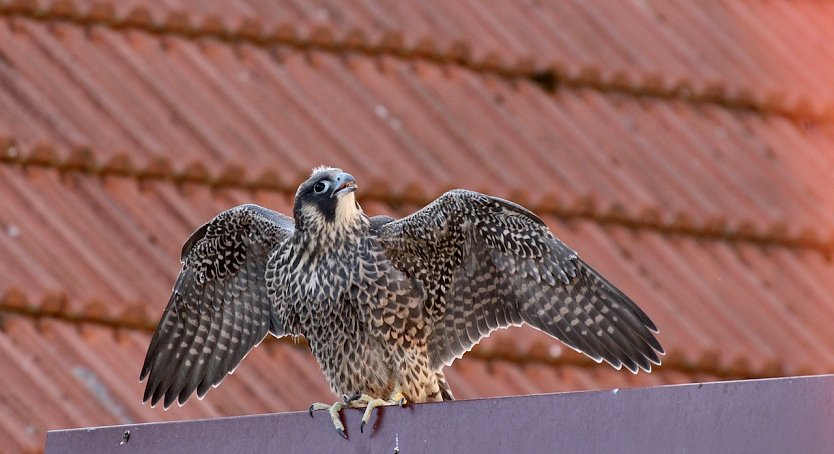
xmin=437 ymin=372 xmax=455 ymax=401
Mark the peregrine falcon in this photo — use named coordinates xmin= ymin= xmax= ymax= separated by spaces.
xmin=140 ymin=166 xmax=664 ymax=437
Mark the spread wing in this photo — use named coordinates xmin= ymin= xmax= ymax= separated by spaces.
xmin=376 ymin=190 xmax=664 ymax=372
xmin=140 ymin=204 xmax=294 ymax=408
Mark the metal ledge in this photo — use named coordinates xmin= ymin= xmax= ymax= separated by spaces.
xmin=46 ymin=375 xmax=834 ymax=453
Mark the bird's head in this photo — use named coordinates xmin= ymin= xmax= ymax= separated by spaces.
xmin=293 ymin=166 xmax=365 ymax=235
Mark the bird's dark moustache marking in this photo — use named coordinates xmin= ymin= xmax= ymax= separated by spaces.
xmin=321 ymin=196 xmax=338 ymax=222
xmin=294 ymin=176 xmax=340 ymax=224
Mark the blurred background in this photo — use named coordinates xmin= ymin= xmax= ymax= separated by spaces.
xmin=1 ymin=1 xmax=833 ymax=451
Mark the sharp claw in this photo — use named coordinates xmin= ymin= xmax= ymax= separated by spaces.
xmin=336 ymin=428 xmax=347 ymax=439
xmin=397 ymin=398 xmax=405 ymax=407
xmin=360 ymin=421 xmax=366 ymax=434
xmin=343 ymin=392 xmax=361 ymax=405
xmin=308 ymin=405 xmax=315 ymax=417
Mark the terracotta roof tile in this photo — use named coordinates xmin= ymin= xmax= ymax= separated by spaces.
xmin=1 ymin=16 xmax=833 ymax=248
xmin=5 ymin=0 xmax=833 ymax=116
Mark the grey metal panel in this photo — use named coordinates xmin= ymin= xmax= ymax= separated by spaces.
xmin=46 ymin=375 xmax=834 ymax=454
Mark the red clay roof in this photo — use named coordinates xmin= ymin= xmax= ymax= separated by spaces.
xmin=6 ymin=0 xmax=834 ymax=118
xmin=2 ymin=18 xmax=833 ymax=247
xmin=0 ymin=1 xmax=832 ymax=452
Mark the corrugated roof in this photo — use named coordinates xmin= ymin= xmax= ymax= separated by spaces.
xmin=2 ymin=17 xmax=833 ymax=248
xmin=5 ymin=0 xmax=834 ymax=118
xmin=0 ymin=1 xmax=832 ymax=452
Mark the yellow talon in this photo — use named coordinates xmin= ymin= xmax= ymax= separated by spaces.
xmin=392 ymin=391 xmax=407 ymax=407
xmin=308 ymin=400 xmax=348 ymax=439
xmin=359 ymin=398 xmax=389 ymax=433
xmin=358 ymin=390 xmax=409 ymax=433
xmin=312 ymin=390 xmax=409 ymax=436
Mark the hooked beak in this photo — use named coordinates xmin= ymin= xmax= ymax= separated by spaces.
xmin=331 ymin=172 xmax=357 ymax=198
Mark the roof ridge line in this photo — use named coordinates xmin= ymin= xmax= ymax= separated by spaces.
xmin=2 ymin=151 xmax=830 ymax=254
xmin=0 ymin=291 xmax=788 ymax=383
xmin=0 ymin=2 xmax=825 ymax=122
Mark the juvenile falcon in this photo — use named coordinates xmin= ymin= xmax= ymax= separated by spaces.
xmin=140 ymin=166 xmax=664 ymax=437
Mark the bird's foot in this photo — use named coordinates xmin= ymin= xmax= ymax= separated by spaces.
xmin=391 ymin=390 xmax=408 ymax=408
xmin=308 ymin=399 xmax=348 ymax=439
xmin=343 ymin=392 xmax=362 ymax=405
xmin=309 ymin=391 xmax=409 ymax=437
xmin=348 ymin=391 xmax=409 ymax=434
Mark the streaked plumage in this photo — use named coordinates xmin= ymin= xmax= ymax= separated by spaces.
xmin=141 ymin=166 xmax=663 ymax=420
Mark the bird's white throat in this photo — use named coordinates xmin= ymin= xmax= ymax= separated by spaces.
xmin=335 ymin=192 xmax=362 ymax=228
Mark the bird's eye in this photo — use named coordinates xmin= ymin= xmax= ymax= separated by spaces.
xmin=313 ymin=181 xmax=330 ymax=194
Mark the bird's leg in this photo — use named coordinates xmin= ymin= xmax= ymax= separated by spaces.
xmin=308 ymin=398 xmax=350 ymax=439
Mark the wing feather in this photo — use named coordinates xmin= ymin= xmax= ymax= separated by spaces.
xmin=140 ymin=204 xmax=294 ymax=408
xmin=377 ymin=190 xmax=663 ymax=371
